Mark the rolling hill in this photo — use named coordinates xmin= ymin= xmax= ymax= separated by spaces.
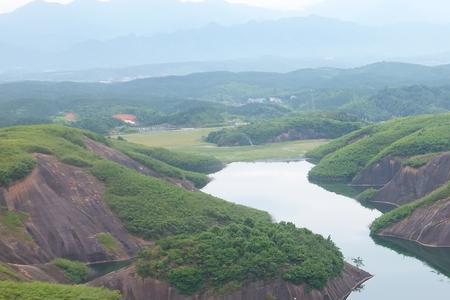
xmin=0 ymin=124 xmax=369 ymax=299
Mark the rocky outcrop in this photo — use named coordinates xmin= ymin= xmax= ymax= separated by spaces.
xmin=371 ymin=153 xmax=450 ymax=207
xmin=6 ymin=263 xmax=71 ymax=283
xmin=352 ymin=156 xmax=402 ymax=186
xmin=378 ymin=198 xmax=450 ymax=247
xmin=0 ymin=154 xmax=140 ymax=265
xmin=84 ymin=138 xmax=196 ymax=190
xmin=90 ymin=264 xmax=371 ymax=300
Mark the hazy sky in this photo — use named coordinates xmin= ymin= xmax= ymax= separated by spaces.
xmin=1 ymin=0 xmax=450 ymax=24
xmin=0 ymin=0 xmax=319 ymax=13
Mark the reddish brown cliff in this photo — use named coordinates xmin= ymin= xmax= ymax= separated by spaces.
xmin=352 ymin=156 xmax=402 ymax=187
xmin=90 ymin=264 xmax=371 ymax=300
xmin=371 ymin=153 xmax=450 ymax=207
xmin=0 ymin=154 xmax=140 ymax=265
xmin=378 ymin=198 xmax=450 ymax=247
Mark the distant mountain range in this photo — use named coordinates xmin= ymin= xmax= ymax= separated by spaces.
xmin=2 ymin=0 xmax=450 ymax=75
xmin=0 ymin=0 xmax=289 ymax=51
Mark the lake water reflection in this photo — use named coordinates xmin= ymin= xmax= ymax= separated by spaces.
xmin=202 ymin=161 xmax=450 ymax=299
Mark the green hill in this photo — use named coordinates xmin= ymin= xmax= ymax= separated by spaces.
xmin=3 ymin=63 xmax=450 ymax=134
xmin=206 ymin=112 xmax=362 ymax=146
xmin=0 ymin=124 xmax=346 ymax=296
xmin=308 ymin=113 xmax=450 ymax=237
xmin=308 ymin=114 xmax=450 ymax=182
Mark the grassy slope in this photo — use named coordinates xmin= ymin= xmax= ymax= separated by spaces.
xmin=0 ymin=124 xmax=346 ymax=295
xmin=308 ymin=113 xmax=450 ymax=232
xmin=0 ymin=125 xmax=269 ymax=240
xmin=0 ymin=281 xmax=120 ymax=300
xmin=120 ymin=128 xmax=327 ymax=163
xmin=308 ymin=114 xmax=450 ymax=182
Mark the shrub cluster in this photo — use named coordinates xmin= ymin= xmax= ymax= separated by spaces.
xmin=308 ymin=114 xmax=450 ymax=182
xmin=207 ymin=113 xmax=362 ymax=147
xmin=52 ymin=258 xmax=89 ymax=284
xmin=136 ymin=222 xmax=344 ymax=295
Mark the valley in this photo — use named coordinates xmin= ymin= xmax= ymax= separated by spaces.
xmin=119 ymin=127 xmax=327 ymax=162
xmin=0 ymin=125 xmax=366 ymax=299
xmin=202 ymin=161 xmax=450 ymax=299
xmin=2 ymin=1 xmax=450 ymax=299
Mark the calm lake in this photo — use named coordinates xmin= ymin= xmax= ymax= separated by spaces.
xmin=202 ymin=161 xmax=450 ymax=299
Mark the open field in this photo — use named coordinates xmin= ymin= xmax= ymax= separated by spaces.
xmin=119 ymin=128 xmax=327 ymax=163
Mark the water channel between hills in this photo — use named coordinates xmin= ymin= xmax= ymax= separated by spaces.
xmin=202 ymin=161 xmax=450 ymax=300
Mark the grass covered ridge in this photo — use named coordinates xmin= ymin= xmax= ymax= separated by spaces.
xmin=0 ymin=281 xmax=120 ymax=300
xmin=0 ymin=124 xmax=218 ymax=187
xmin=308 ymin=114 xmax=450 ymax=182
xmin=0 ymin=124 xmax=347 ymax=295
xmin=91 ymin=161 xmax=271 ymax=240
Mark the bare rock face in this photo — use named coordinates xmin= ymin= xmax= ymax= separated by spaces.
xmin=90 ymin=264 xmax=371 ymax=300
xmin=84 ymin=138 xmax=196 ymax=190
xmin=352 ymin=156 xmax=402 ymax=187
xmin=6 ymin=263 xmax=71 ymax=283
xmin=379 ymin=198 xmax=450 ymax=247
xmin=0 ymin=154 xmax=140 ymax=264
xmin=371 ymin=153 xmax=450 ymax=207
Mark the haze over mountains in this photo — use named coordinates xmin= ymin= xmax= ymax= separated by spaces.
xmin=2 ymin=0 xmax=450 ymax=81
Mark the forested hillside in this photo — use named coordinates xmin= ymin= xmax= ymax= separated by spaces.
xmin=0 ymin=124 xmax=353 ymax=298
xmin=1 ymin=63 xmax=450 ymax=134
xmin=206 ymin=112 xmax=362 ymax=146
xmin=308 ymin=113 xmax=450 ymax=252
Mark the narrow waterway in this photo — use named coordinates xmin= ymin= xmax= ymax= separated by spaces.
xmin=202 ymin=161 xmax=450 ymax=299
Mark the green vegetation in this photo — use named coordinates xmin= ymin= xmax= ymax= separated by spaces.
xmin=0 ymin=208 xmax=32 ymax=242
xmin=121 ymin=128 xmax=327 ymax=163
xmin=4 ymin=65 xmax=450 ymax=133
xmin=356 ymin=188 xmax=378 ymax=204
xmin=0 ymin=124 xmax=346 ymax=295
xmin=61 ymin=155 xmax=93 ymax=168
xmin=308 ymin=114 xmax=450 ymax=182
xmin=309 ymin=113 xmax=450 ymax=233
xmin=52 ymin=258 xmax=89 ymax=284
xmin=371 ymin=182 xmax=450 ymax=234
xmin=92 ymin=161 xmax=270 ymax=239
xmin=0 ymin=124 xmax=218 ymax=189
xmin=113 ymin=141 xmax=223 ymax=174
xmin=0 ymin=281 xmax=120 ymax=300
xmin=0 ymin=209 xmax=28 ymax=233
xmin=206 ymin=113 xmax=362 ymax=146
xmin=0 ymin=125 xmax=101 ymax=186
xmin=136 ymin=222 xmax=344 ymax=295
xmin=96 ymin=233 xmax=123 ymax=256
xmin=0 ymin=263 xmax=22 ymax=281
xmin=404 ymin=153 xmax=441 ymax=169
xmin=113 ymin=141 xmax=222 ymax=188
